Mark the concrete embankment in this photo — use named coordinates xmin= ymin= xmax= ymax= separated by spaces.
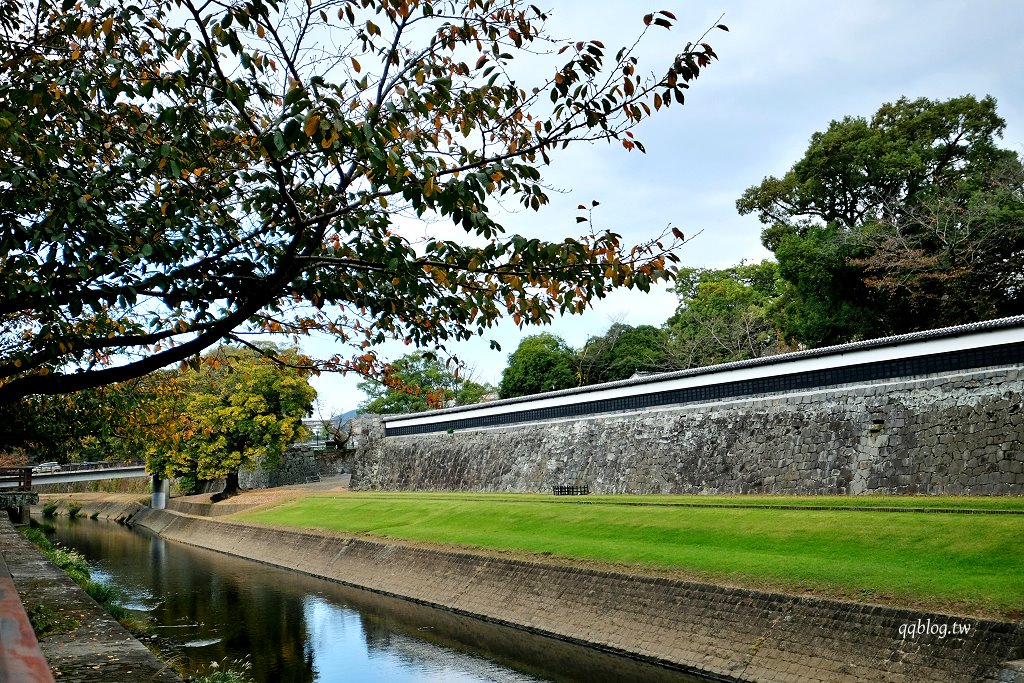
xmin=0 ymin=518 xmax=181 ymax=682
xmin=131 ymin=507 xmax=1024 ymax=683
xmin=36 ymin=493 xmax=147 ymax=523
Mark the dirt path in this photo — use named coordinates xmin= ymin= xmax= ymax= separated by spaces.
xmin=170 ymin=474 xmax=351 ymax=514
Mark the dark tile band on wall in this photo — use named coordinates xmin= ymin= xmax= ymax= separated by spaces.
xmin=385 ymin=341 xmax=1024 ymax=437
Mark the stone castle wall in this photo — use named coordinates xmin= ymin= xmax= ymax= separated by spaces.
xmin=352 ymin=366 xmax=1024 ymax=495
xmin=238 ymin=444 xmax=353 ymax=489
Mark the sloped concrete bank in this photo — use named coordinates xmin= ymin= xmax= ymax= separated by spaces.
xmin=130 ymin=507 xmax=1024 ymax=683
xmin=35 ymin=494 xmax=146 ymax=523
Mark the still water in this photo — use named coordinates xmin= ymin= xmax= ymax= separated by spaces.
xmin=48 ymin=518 xmax=708 ymax=683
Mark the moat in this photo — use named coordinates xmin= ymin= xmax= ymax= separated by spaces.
xmin=47 ymin=516 xmax=708 ymax=683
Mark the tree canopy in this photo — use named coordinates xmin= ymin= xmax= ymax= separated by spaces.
xmin=498 ymin=332 xmax=577 ymax=398
xmin=737 ymin=95 xmax=1024 ymax=344
xmin=666 ymin=260 xmax=786 ymax=367
xmin=0 ymin=377 xmax=158 ymax=463
xmin=578 ymin=322 xmax=670 ymax=384
xmin=0 ymin=0 xmax=726 ymax=405
xmin=357 ymin=350 xmax=491 ymax=413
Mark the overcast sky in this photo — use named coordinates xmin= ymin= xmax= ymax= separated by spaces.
xmin=306 ymin=0 xmax=1024 ymax=417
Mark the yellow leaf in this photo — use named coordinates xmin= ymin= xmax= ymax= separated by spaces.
xmin=378 ymin=196 xmax=388 ymax=209
xmin=351 ymin=57 xmax=361 ymax=73
xmin=304 ymin=114 xmax=320 ymax=137
xmin=257 ymin=24 xmax=265 ymax=38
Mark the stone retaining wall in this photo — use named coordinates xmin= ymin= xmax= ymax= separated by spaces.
xmin=130 ymin=508 xmax=1024 ymax=683
xmin=238 ymin=445 xmax=352 ymax=489
xmin=354 ymin=367 xmax=1024 ymax=495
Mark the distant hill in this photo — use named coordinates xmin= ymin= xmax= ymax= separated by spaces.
xmin=331 ymin=409 xmax=359 ymax=425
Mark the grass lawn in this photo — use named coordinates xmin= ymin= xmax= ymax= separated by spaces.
xmin=238 ymin=493 xmax=1024 ymax=619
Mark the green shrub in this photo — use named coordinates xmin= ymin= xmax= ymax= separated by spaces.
xmin=89 ymin=584 xmax=128 ymax=620
xmin=18 ymin=525 xmax=153 ymax=644
xmin=83 ymin=579 xmax=118 ymax=605
xmin=20 ymin=526 xmax=51 ymax=548
xmin=41 ymin=501 xmax=59 ymax=517
xmin=176 ymin=473 xmax=199 ymax=496
xmin=47 ymin=546 xmax=90 ymax=584
xmin=66 ymin=501 xmax=82 ymax=519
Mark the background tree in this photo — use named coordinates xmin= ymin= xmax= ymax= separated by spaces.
xmin=149 ymin=346 xmax=316 ymax=498
xmin=498 ymin=333 xmax=577 ymax=398
xmin=737 ymin=95 xmax=1024 ymax=345
xmin=0 ymin=451 xmax=28 ymax=468
xmin=357 ymin=351 xmax=492 ymax=414
xmin=666 ymin=260 xmax=787 ymax=367
xmin=0 ymin=0 xmax=726 ymax=405
xmin=853 ymin=155 xmax=1024 ymax=323
xmin=577 ymin=323 xmax=670 ymax=384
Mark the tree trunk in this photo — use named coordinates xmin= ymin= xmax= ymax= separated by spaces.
xmin=212 ymin=471 xmax=240 ymax=502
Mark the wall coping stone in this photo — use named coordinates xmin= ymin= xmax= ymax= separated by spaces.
xmin=384 ymin=315 xmax=1024 ymax=424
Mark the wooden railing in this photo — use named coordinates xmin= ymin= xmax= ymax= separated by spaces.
xmin=0 ymin=468 xmax=32 ymax=491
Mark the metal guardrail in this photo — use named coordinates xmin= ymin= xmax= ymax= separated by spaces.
xmin=57 ymin=461 xmax=143 ymax=473
xmin=0 ymin=464 xmax=148 ymax=490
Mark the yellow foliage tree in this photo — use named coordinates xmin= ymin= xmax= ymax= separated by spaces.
xmin=147 ymin=346 xmax=316 ymax=498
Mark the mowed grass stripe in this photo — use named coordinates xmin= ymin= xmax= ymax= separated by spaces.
xmin=314 ymin=492 xmax=1024 ymax=513
xmin=239 ymin=494 xmax=1024 ymax=617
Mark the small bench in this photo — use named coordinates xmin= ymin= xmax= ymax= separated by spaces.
xmin=552 ymin=484 xmax=589 ymax=496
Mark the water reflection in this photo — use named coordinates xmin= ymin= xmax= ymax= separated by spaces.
xmin=48 ymin=517 xmax=708 ymax=683
xmin=303 ymin=596 xmax=534 ymax=683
